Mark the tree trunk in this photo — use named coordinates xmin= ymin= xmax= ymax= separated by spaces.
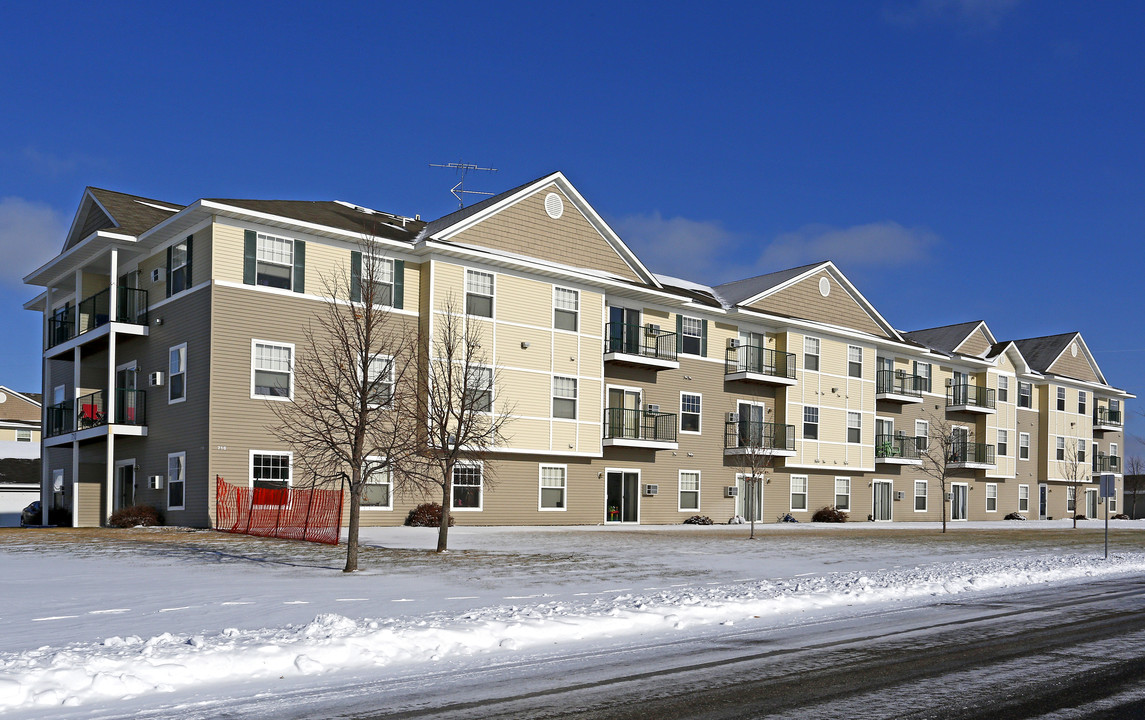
xmin=941 ymin=481 xmax=947 ymax=534
xmin=437 ymin=478 xmax=451 ymax=553
xmin=748 ymin=478 xmax=756 ymax=540
xmin=343 ymin=479 xmax=363 ymax=573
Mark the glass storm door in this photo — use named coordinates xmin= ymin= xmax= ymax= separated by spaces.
xmin=873 ymin=481 xmax=893 ymax=521
xmin=608 ymin=388 xmax=641 ymax=439
xmin=605 ymin=471 xmax=639 ymax=523
xmin=737 ymin=475 xmax=762 ymax=521
xmin=737 ymin=402 xmax=765 ymax=448
xmin=951 ymin=484 xmax=968 ymax=520
xmin=608 ymin=307 xmax=641 ymax=354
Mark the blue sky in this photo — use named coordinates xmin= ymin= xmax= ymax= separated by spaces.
xmin=1 ymin=1 xmax=1142 ymax=452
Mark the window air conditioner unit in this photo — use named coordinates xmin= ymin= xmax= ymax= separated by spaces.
xmin=645 ymin=404 xmax=660 ymax=413
xmin=149 ymin=372 xmax=165 ymax=387
xmin=151 ymin=268 xmax=165 ymax=283
xmin=728 ymin=338 xmax=741 ymax=349
xmin=894 ymin=491 xmax=905 ymax=501
xmin=643 ymin=484 xmax=659 ymax=496
xmin=727 ymin=412 xmax=739 ymax=423
xmin=149 ymin=475 xmax=164 ymax=490
xmin=645 ymin=324 xmax=660 ymax=336
xmin=726 ymin=486 xmax=739 ymax=498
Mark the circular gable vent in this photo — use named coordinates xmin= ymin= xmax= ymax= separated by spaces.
xmin=544 ymin=192 xmax=564 ymax=219
xmin=819 ymin=277 xmax=831 ymax=297
xmin=0 ymin=392 xmax=6 ymax=404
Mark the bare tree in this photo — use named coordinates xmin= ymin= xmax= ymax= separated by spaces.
xmin=730 ymin=405 xmax=784 ymax=539
xmin=917 ymin=413 xmax=968 ymax=534
xmin=1058 ymin=438 xmax=1090 ymax=528
xmin=410 ymin=293 xmax=513 ymax=553
xmin=1126 ymin=456 xmax=1143 ymax=518
xmin=270 ymin=240 xmax=419 ymax=572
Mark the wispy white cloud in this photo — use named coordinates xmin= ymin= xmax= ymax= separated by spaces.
xmin=756 ymin=221 xmax=939 ymax=273
xmin=610 ymin=211 xmax=740 ymax=282
xmin=883 ymin=0 xmax=1023 ymax=31
xmin=0 ymin=197 xmax=66 ymax=286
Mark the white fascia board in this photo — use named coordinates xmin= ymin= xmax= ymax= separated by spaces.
xmin=1039 ymin=373 xmax=1134 ymax=398
xmin=22 ymin=291 xmax=46 ymax=312
xmin=952 ymin=321 xmax=997 ymax=356
xmin=23 ymin=229 xmax=141 ymax=288
xmin=1043 ymin=333 xmax=1108 ymax=386
xmin=737 ymin=263 xmax=828 ymax=307
xmin=0 ymin=386 xmax=42 ymax=408
xmin=727 ymin=307 xmax=916 ymax=352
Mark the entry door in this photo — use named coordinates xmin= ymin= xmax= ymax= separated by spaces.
xmin=951 ymin=484 xmax=968 ymax=520
xmin=737 ymin=402 xmax=765 ymax=448
xmin=1039 ymin=484 xmax=1048 ymax=519
xmin=737 ymin=474 xmax=762 ymax=521
xmin=607 ymin=388 xmax=641 ymax=439
xmin=605 ymin=471 xmax=639 ymax=523
xmin=952 ymin=371 xmax=967 ymax=404
xmin=739 ymin=331 xmax=767 ymax=372
xmin=952 ymin=427 xmax=969 ymax=461
xmin=873 ymin=481 xmax=893 ymax=521
xmin=114 ymin=462 xmax=135 ymax=511
xmin=608 ymin=307 xmax=641 ymax=354
xmin=116 ymin=365 xmax=138 ymax=423
xmin=1086 ymin=489 xmax=1098 ymax=519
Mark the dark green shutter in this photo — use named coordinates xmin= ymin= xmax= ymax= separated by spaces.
xmin=701 ymin=319 xmax=708 ymax=357
xmin=184 ymin=235 xmax=193 ymax=288
xmin=675 ymin=315 xmax=683 ymax=354
xmin=393 ymin=260 xmax=405 ymax=309
xmin=350 ymin=251 xmax=362 ymax=302
xmin=165 ymin=246 xmax=172 ymax=298
xmin=243 ymin=230 xmax=256 ymax=285
xmin=292 ymin=240 xmax=305 ymax=293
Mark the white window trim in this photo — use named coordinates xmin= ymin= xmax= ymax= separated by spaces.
xmin=678 ymin=470 xmax=701 ymax=513
xmin=847 ymin=345 xmax=863 ymax=378
xmin=552 ymin=376 xmax=578 ymax=420
xmin=803 ymin=336 xmax=821 ymax=372
xmin=465 ymin=269 xmax=495 ymax=318
xmin=15 ymin=429 xmax=32 ymax=442
xmin=169 ymin=342 xmax=187 ymax=405
xmin=451 ymin=461 xmax=484 ymax=511
xmin=167 ymin=451 xmax=186 ymax=511
xmin=914 ymin=479 xmax=928 ymax=513
xmin=679 ymin=391 xmax=702 ymax=435
xmin=467 ymin=364 xmax=494 ymax=415
xmin=552 ymin=286 xmax=579 ymax=332
xmin=790 ymin=474 xmax=809 ymax=512
xmin=985 ymin=483 xmax=998 ymax=513
xmin=834 ymin=476 xmax=851 ymax=512
xmin=539 ymin=463 xmax=568 ymax=512
xmin=916 ymin=420 xmax=930 ymax=450
xmin=361 ymin=456 xmax=393 ymax=511
xmin=1019 ymin=432 xmax=1030 ymax=460
xmin=1018 ymin=484 xmax=1030 ymax=513
xmin=250 ymin=339 xmax=295 ymax=401
xmin=846 ymin=411 xmax=862 ymax=444
xmin=803 ymin=405 xmax=820 ymax=440
xmin=366 ymin=354 xmax=395 ymax=409
xmin=256 ymin=232 xmax=295 ymax=291
xmin=996 ymin=429 xmax=1008 ymax=457
xmin=249 ymin=449 xmax=293 ymax=495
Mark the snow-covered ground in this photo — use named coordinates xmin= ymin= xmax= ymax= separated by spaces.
xmin=1 ymin=520 xmax=1143 ymax=717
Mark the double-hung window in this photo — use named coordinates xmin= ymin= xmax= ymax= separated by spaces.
xmin=252 ymin=341 xmax=293 ymax=399
xmin=251 ymin=451 xmax=291 ymax=507
xmin=465 ymin=270 xmax=494 ymax=318
xmin=997 ymin=429 xmax=1008 ymax=456
xmin=1067 ymin=486 xmax=1076 ymax=512
xmin=803 ymin=406 xmax=819 ymax=440
xmin=1057 ymin=387 xmax=1066 ymax=411
xmin=1018 ymin=382 xmax=1032 ymax=408
xmin=1078 ymin=391 xmax=1087 ymax=416
xmin=986 ymin=483 xmax=998 ymax=512
xmin=915 ymin=420 xmax=929 ymax=451
xmin=680 ymin=316 xmax=703 ymax=356
xmin=803 ymin=337 xmax=820 ymax=372
xmin=1019 ymin=484 xmax=1030 ymax=513
xmin=366 ymin=257 xmax=395 ymax=306
xmin=553 ymin=287 xmax=578 ymax=331
xmin=678 ymin=471 xmax=700 ymax=511
xmin=367 ymin=355 xmax=394 ymax=408
xmin=452 ymin=464 xmax=483 ymax=510
xmin=846 ymin=411 xmax=862 ymax=444
xmin=913 ymin=361 xmax=931 ymax=392
xmin=465 ymin=366 xmax=493 ymax=413
xmin=847 ymin=346 xmax=863 ymax=378
xmin=790 ymin=475 xmax=808 ymax=511
xmin=1077 ymin=438 xmax=1086 ymax=463
xmin=169 ymin=239 xmax=190 ymax=296
xmin=169 ymin=344 xmax=187 ymax=403
xmin=362 ymin=463 xmax=392 ymax=509
xmin=540 ymin=465 xmax=566 ymax=510
xmin=997 ymin=376 xmax=1009 ymax=403
xmin=680 ymin=392 xmax=701 ymax=433
xmin=1056 ymin=436 xmax=1066 ymax=461
xmin=167 ymin=452 xmax=185 ymax=511
xmin=256 ymin=233 xmax=294 ymax=290
xmin=835 ymin=477 xmax=851 ymax=511
xmin=914 ymin=480 xmax=928 ymax=511
xmin=16 ymin=429 xmax=31 ymax=442
xmin=1019 ymin=432 xmax=1030 ymax=460
xmin=552 ymin=377 xmax=577 ymax=419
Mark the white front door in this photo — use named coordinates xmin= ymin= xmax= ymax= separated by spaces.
xmin=872 ymin=480 xmax=893 ymax=521
xmin=736 ymin=474 xmax=763 ymax=521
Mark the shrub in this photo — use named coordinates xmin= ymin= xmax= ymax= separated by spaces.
xmin=683 ymin=515 xmax=713 ymax=525
xmin=108 ymin=504 xmax=163 ymax=528
xmin=1113 ymin=513 xmax=1130 ymax=520
xmin=812 ymin=506 xmax=848 ymax=523
xmin=405 ymin=502 xmax=454 ymax=527
xmin=1073 ymin=513 xmax=1088 ymax=521
xmin=1004 ymin=512 xmax=1027 ymax=520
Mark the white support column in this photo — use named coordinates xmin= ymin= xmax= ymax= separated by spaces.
xmin=107 ymin=248 xmax=118 ymax=427
xmin=40 ymin=287 xmax=54 ymax=525
xmin=105 ymin=433 xmax=115 ymax=523
xmin=71 ymin=440 xmax=79 ymax=528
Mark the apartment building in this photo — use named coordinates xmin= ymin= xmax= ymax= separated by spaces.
xmin=23 ymin=173 xmax=1132 ymax=527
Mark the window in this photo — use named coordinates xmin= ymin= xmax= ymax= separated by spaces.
xmin=986 ymin=483 xmax=998 ymax=512
xmin=1019 ymin=484 xmax=1030 ymax=513
xmin=835 ymin=477 xmax=851 ymax=511
xmin=169 ymin=238 xmax=189 ymax=295
xmin=1067 ymin=486 xmax=1076 ymax=512
xmin=1018 ymin=382 xmax=1032 ymax=408
xmin=167 ymin=452 xmax=185 ymax=510
xmin=553 ymin=287 xmax=579 ymax=331
xmin=913 ymin=361 xmax=931 ymax=393
xmin=679 ymin=471 xmax=700 ymax=511
xmin=169 ymin=344 xmax=186 ymax=403
xmin=540 ymin=465 xmax=566 ymax=510
xmin=914 ymin=480 xmax=927 ymax=511
xmin=1092 ymin=443 xmax=1099 ymax=472
xmin=256 ymin=233 xmax=294 ymax=290
xmin=847 ymin=411 xmax=861 ymax=444
xmin=1110 ymin=492 xmax=1118 ymax=513
xmin=1057 ymin=387 xmax=1066 ymax=411
xmin=1078 ymin=390 xmax=1087 ymax=416
xmin=367 ymin=355 xmax=394 ymax=407
xmin=791 ymin=475 xmax=808 ymax=511
xmin=362 ymin=463 xmax=392 ymax=509
xmin=680 ymin=316 xmax=703 ymax=355
xmin=452 ymin=464 xmax=483 ymax=510
xmin=847 ymin=346 xmax=863 ymax=378
xmin=466 ymin=366 xmax=493 ymax=413
xmin=997 ymin=429 xmax=1008 ymax=457
xmin=16 ymin=429 xmax=31 ymax=442
xmin=915 ymin=420 xmax=929 ymax=451
xmin=997 ymin=376 xmax=1009 ymax=403
xmin=251 ymin=451 xmax=291 ymax=507
xmin=1077 ymin=438 xmax=1086 ymax=464
xmin=680 ymin=392 xmax=701 ymax=433
xmin=1019 ymin=432 xmax=1030 ymax=460
xmin=1111 ymin=442 xmax=1119 ymax=460
xmin=552 ymin=377 xmax=577 ymax=419
xmin=1056 ymin=437 xmax=1065 ymax=461
xmin=368 ymin=257 xmax=395 ymax=306
xmin=1111 ymin=399 xmax=1121 ymax=415
xmin=465 ymin=270 xmax=494 ymax=318
xmin=804 ymin=337 xmax=820 ymax=372
xmin=252 ymin=341 xmax=293 ymax=399
xmin=803 ymin=406 xmax=819 ymax=440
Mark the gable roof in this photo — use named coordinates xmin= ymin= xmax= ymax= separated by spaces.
xmin=903 ymin=320 xmax=987 ymax=356
xmin=1012 ymin=333 xmax=1078 ymax=374
xmin=711 ymin=261 xmax=826 ymax=306
xmin=202 ymin=199 xmax=424 ymax=243
xmin=0 ymin=387 xmax=41 ymax=408
xmin=421 ymin=176 xmax=545 ymax=239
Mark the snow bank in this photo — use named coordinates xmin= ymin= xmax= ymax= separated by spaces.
xmin=3 ymin=552 xmax=1143 ymax=712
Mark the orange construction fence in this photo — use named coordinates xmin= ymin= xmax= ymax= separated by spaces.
xmin=215 ymin=476 xmax=344 ymax=545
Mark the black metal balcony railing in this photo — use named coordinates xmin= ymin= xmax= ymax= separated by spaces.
xmin=876 ymin=370 xmax=924 ymax=398
xmin=875 ymin=433 xmax=924 ymax=460
xmin=724 ymin=420 xmax=796 ymax=452
xmin=1095 ymin=453 xmax=1121 ymax=474
xmin=951 ymin=441 xmax=995 ymax=465
xmin=46 ymin=400 xmax=74 ymax=437
xmin=46 ymin=286 xmax=149 ymax=349
xmin=1093 ymin=407 xmax=1123 ymax=427
xmin=725 ymin=345 xmax=796 ymax=379
xmin=946 ymin=384 xmax=996 ymax=410
xmin=45 ymin=389 xmax=148 ymax=437
xmin=604 ymin=407 xmax=678 ymax=443
xmin=605 ymin=322 xmax=678 ymax=363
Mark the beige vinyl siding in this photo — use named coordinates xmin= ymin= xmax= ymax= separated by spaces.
xmin=747 ymin=270 xmax=890 ymax=339
xmin=74 ymin=479 xmax=102 ymax=527
xmin=955 ymin=328 xmax=991 ymax=357
xmin=0 ymin=428 xmax=41 ymax=443
xmin=1048 ymin=343 xmax=1101 ymax=384
xmin=0 ymin=394 xmax=41 ymax=423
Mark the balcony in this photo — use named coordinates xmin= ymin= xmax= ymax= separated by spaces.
xmin=1093 ymin=407 xmax=1123 ymax=432
xmin=44 ymin=388 xmax=147 ymax=443
xmin=949 ymin=441 xmax=995 ymax=470
xmin=724 ymin=345 xmax=797 ymax=386
xmin=1094 ymin=453 xmax=1121 ymax=474
xmin=723 ymin=420 xmax=796 ymax=457
xmin=875 ymin=433 xmax=924 ymax=465
xmin=946 ymin=383 xmax=996 ymax=414
xmin=46 ymin=286 xmax=149 ymax=353
xmin=603 ymin=407 xmax=678 ymax=449
xmin=603 ymin=323 xmax=679 ymax=370
xmin=875 ymin=370 xmax=925 ymax=403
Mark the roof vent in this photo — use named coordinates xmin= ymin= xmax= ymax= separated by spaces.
xmin=819 ymin=277 xmax=830 ymax=297
xmin=544 ymin=193 xmax=564 ymax=219
xmin=1071 ymin=342 xmax=1078 ymax=357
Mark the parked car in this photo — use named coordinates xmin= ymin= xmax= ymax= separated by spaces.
xmin=20 ymin=501 xmax=41 ymax=527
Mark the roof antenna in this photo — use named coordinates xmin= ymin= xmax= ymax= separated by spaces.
xmin=429 ymin=161 xmax=498 ymax=208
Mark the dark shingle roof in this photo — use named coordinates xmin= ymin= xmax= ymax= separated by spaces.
xmin=421 ymin=173 xmax=557 ymax=239
xmin=204 ymin=199 xmax=425 ymax=243
xmin=88 ymin=188 xmax=184 ymax=236
xmin=1012 ymin=333 xmax=1078 ymax=374
xmin=903 ymin=320 xmax=985 ymax=355
xmin=711 ymin=261 xmax=827 ymax=306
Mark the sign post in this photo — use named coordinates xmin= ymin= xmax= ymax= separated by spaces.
xmin=1099 ymin=474 xmax=1116 ymax=560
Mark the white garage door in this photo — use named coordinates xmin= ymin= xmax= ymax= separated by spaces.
xmin=0 ymin=485 xmax=39 ymax=527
